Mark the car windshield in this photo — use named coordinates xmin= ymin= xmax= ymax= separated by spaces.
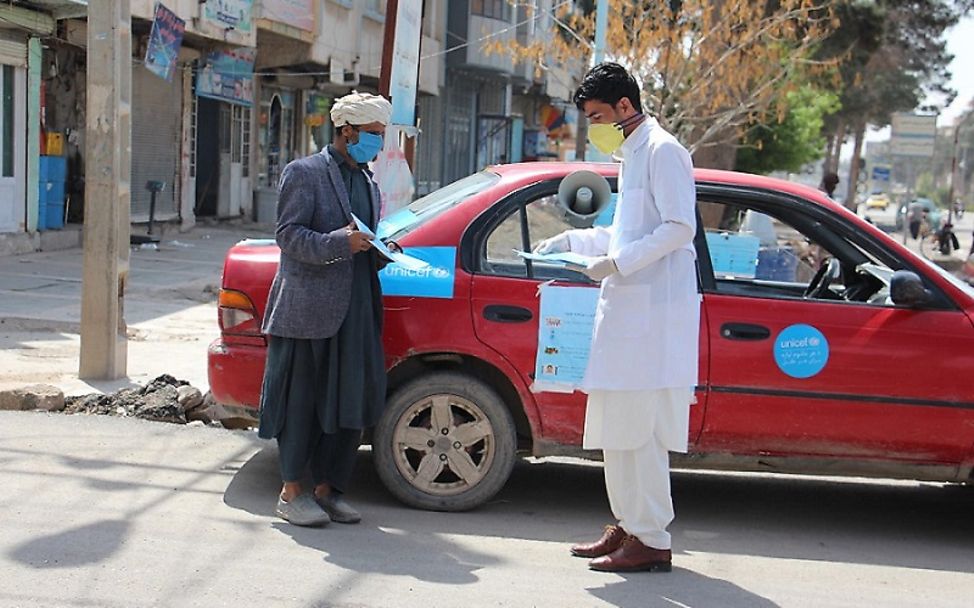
xmin=377 ymin=171 xmax=501 ymax=240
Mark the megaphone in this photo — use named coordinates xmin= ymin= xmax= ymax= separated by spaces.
xmin=557 ymin=170 xmax=612 ymax=228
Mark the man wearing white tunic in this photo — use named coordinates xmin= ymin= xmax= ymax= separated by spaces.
xmin=535 ymin=63 xmax=699 ymax=572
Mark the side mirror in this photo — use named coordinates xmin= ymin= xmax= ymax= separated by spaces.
xmin=890 ymin=270 xmax=932 ymax=307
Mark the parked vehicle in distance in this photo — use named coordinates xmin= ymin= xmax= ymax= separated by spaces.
xmin=865 ymin=192 xmax=891 ymax=210
xmin=210 ymin=163 xmax=974 ymax=511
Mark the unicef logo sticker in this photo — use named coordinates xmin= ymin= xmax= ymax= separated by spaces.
xmin=773 ymin=324 xmax=829 ymax=379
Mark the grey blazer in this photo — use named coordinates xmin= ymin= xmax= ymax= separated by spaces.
xmin=261 ymin=147 xmax=382 ymax=339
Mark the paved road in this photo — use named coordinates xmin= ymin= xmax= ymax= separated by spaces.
xmin=859 ymin=202 xmax=974 ymax=259
xmin=1 ymin=412 xmax=971 ymax=608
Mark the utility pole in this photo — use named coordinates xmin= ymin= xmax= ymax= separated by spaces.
xmin=378 ymin=0 xmax=399 ymax=99
xmin=593 ymin=0 xmax=608 ymax=64
xmin=80 ymin=1 xmax=131 ymax=379
xmin=947 ymin=112 xmax=972 ymax=225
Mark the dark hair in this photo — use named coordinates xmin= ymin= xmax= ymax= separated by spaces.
xmin=573 ymin=62 xmax=642 ymax=114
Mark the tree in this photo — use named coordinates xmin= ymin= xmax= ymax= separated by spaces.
xmin=735 ymin=84 xmax=840 ymax=175
xmin=818 ymin=0 xmax=972 ymax=208
xmin=486 ymin=0 xmax=836 ymax=165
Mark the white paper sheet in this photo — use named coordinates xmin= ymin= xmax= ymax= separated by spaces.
xmin=352 ymin=214 xmax=430 ymax=271
xmin=515 ymin=250 xmax=593 ymax=268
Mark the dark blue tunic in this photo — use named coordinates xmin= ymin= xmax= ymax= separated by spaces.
xmin=258 ymin=146 xmax=386 ymax=441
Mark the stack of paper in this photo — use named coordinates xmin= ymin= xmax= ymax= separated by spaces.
xmin=352 ymin=215 xmax=430 ymax=271
xmin=515 ymin=250 xmax=594 ymax=268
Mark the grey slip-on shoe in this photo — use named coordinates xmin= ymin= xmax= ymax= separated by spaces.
xmin=276 ymin=494 xmax=331 ymax=527
xmin=315 ymin=493 xmax=361 ymax=524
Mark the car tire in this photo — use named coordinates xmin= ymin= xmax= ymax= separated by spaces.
xmin=373 ymin=371 xmax=517 ymax=512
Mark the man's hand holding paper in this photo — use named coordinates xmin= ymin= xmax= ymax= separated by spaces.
xmin=352 ymin=214 xmax=428 ymax=271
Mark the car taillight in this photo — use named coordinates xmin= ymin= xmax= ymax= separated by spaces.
xmin=218 ymin=289 xmax=262 ymax=337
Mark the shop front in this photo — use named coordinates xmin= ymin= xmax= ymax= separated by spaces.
xmin=0 ymin=32 xmax=27 ymax=234
xmin=0 ymin=61 xmax=25 ymax=234
xmin=194 ymin=48 xmax=255 ymax=219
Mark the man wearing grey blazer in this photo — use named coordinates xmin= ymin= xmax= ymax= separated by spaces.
xmin=258 ymin=92 xmax=393 ymax=527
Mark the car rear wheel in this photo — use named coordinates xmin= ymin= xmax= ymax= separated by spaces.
xmin=373 ymin=371 xmax=517 ymax=511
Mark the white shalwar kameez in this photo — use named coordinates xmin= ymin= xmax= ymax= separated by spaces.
xmin=565 ymin=117 xmax=699 ymax=550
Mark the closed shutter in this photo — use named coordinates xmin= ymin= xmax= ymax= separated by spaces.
xmin=415 ymin=95 xmax=443 ymax=195
xmin=444 ymin=82 xmax=475 ymax=185
xmin=131 ymin=65 xmax=181 ymax=221
xmin=0 ymin=31 xmax=27 ymax=68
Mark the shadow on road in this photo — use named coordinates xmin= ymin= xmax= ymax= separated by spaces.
xmin=588 ymin=568 xmax=781 ymax=608
xmin=223 ymin=445 xmax=974 ymax=577
xmin=8 ymin=519 xmax=131 ymax=569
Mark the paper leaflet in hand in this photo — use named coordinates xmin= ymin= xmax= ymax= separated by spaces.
xmin=516 ymin=250 xmax=594 ymax=268
xmin=352 ymin=214 xmax=430 ymax=271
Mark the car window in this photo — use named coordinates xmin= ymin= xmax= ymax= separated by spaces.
xmin=482 ymin=191 xmax=615 ymax=280
xmin=700 ymin=200 xmax=904 ymax=307
xmin=701 ymin=201 xmax=823 ymax=283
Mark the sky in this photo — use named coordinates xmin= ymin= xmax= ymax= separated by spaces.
xmin=935 ymin=14 xmax=974 ymax=125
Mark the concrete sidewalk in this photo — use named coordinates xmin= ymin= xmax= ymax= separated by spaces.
xmin=0 ymin=225 xmax=272 ymax=396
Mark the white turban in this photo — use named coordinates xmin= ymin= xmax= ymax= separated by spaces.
xmin=330 ymin=92 xmax=392 ymax=127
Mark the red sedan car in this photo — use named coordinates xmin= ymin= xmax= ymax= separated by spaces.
xmin=209 ymin=163 xmax=974 ymax=511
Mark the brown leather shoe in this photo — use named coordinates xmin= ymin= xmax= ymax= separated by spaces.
xmin=570 ymin=524 xmax=627 ymax=558
xmin=589 ymin=535 xmax=672 ymax=572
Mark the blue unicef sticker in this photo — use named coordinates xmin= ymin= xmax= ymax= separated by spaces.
xmin=379 ymin=246 xmax=456 ymax=299
xmin=774 ymin=324 xmax=829 ymax=378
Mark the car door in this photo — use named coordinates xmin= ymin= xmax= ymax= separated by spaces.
xmin=695 ymin=187 xmax=974 ymax=466
xmin=466 ymin=179 xmax=709 ymax=448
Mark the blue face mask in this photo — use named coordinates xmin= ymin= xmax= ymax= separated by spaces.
xmin=347 ymin=129 xmax=383 ymax=163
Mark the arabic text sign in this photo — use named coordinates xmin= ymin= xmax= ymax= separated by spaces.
xmin=203 ymin=0 xmax=253 ymax=33
xmin=774 ymin=324 xmax=830 ymax=378
xmin=144 ymin=2 xmax=185 ymax=82
xmin=196 ymin=48 xmax=256 ymax=106
xmin=534 ymin=285 xmax=600 ymax=393
xmin=705 ymin=232 xmax=760 ymax=278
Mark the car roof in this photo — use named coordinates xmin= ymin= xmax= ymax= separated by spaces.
xmin=489 ymin=162 xmax=842 ymax=212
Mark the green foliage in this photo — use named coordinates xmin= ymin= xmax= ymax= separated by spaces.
xmin=821 ymin=0 xmax=969 ymax=130
xmin=735 ymin=86 xmax=840 ymax=175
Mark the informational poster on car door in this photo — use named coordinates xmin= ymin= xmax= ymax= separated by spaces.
xmin=533 ymin=285 xmax=600 ymax=393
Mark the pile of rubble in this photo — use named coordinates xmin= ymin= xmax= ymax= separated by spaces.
xmin=0 ymin=375 xmax=255 ymax=430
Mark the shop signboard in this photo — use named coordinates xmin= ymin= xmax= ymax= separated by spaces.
xmin=203 ymin=0 xmax=253 ymax=34
xmin=260 ymin=0 xmax=314 ymax=31
xmin=304 ymin=94 xmax=331 ymax=127
xmin=144 ymin=2 xmax=185 ymax=82
xmin=196 ymin=48 xmax=256 ymax=106
xmin=891 ymin=113 xmax=937 ymax=157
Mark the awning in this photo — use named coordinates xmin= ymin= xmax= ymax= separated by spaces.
xmin=19 ymin=1 xmax=88 ymax=20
